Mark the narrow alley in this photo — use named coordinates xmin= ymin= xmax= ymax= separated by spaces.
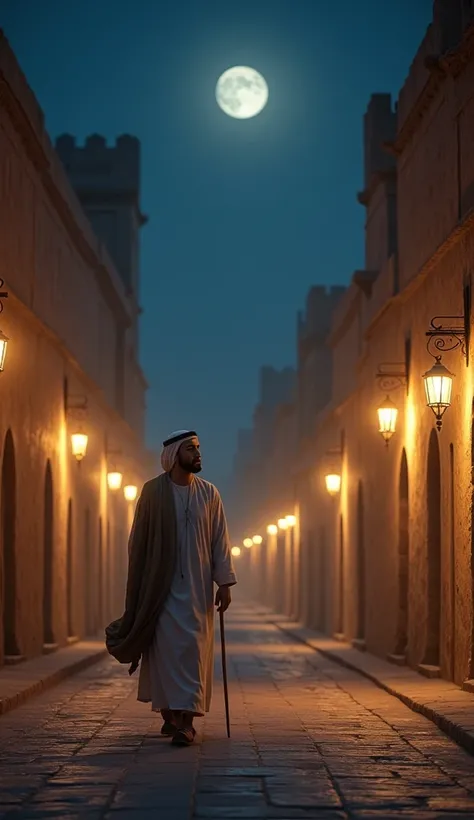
xmin=1 ymin=603 xmax=474 ymax=819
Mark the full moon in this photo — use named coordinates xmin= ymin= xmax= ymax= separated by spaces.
xmin=216 ymin=66 xmax=268 ymax=119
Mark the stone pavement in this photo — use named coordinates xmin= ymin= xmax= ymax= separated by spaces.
xmin=0 ymin=641 xmax=107 ymax=716
xmin=273 ymin=618 xmax=474 ymax=756
xmin=0 ymin=605 xmax=474 ymax=818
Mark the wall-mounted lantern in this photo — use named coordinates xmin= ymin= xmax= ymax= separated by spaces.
xmin=243 ymin=538 xmax=253 ymax=548
xmin=124 ymin=484 xmax=138 ymax=502
xmin=231 ymin=546 xmax=241 ymax=557
xmin=252 ymin=534 xmax=263 ymax=545
xmin=277 ymin=518 xmax=289 ymax=530
xmin=107 ymin=471 xmax=123 ymax=491
xmin=325 ymin=473 xmax=341 ymax=496
xmin=65 ymin=393 xmax=89 ymax=463
xmin=267 ymin=524 xmax=278 ymax=536
xmin=375 ymin=363 xmax=407 ymax=446
xmin=71 ymin=431 xmax=88 ymax=462
xmin=285 ymin=515 xmax=297 ymax=527
xmin=424 ymin=314 xmax=468 ymax=431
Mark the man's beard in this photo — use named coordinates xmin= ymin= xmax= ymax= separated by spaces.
xmin=178 ymin=455 xmax=202 ymax=474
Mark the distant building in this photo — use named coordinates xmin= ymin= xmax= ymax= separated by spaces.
xmin=241 ymin=0 xmax=474 ymax=687
xmin=0 ymin=30 xmax=153 ymax=665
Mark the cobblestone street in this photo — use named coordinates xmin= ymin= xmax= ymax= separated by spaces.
xmin=1 ymin=604 xmax=474 ymax=819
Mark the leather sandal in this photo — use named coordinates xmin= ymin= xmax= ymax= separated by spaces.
xmin=171 ymin=726 xmax=196 ymax=746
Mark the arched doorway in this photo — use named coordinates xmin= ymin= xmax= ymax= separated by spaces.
xmin=83 ymin=508 xmax=95 ymax=635
xmin=2 ymin=430 xmax=20 ymax=658
xmin=424 ymin=430 xmax=441 ymax=666
xmin=317 ymin=526 xmax=326 ymax=631
xmin=355 ymin=482 xmax=366 ymax=642
xmin=337 ymin=515 xmax=344 ymax=636
xmin=43 ymin=461 xmax=55 ymax=646
xmin=66 ymin=500 xmax=74 ymax=638
xmin=395 ymin=450 xmax=409 ymax=656
xmin=97 ymin=517 xmax=103 ymax=627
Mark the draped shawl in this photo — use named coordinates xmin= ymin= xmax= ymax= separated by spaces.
xmin=105 ymin=473 xmax=176 ymax=674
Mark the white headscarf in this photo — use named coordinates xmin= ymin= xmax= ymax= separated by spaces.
xmin=160 ymin=429 xmax=197 ymax=473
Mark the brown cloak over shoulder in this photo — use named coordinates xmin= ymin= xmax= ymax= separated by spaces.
xmin=105 ymin=473 xmax=176 ymax=674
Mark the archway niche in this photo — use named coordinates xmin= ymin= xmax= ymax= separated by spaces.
xmin=423 ymin=430 xmax=441 ymax=667
xmin=43 ymin=460 xmax=55 ymax=648
xmin=394 ymin=449 xmax=409 ymax=657
xmin=66 ymin=500 xmax=75 ymax=638
xmin=354 ymin=482 xmax=366 ymax=643
xmin=2 ymin=430 xmax=21 ymax=659
xmin=336 ymin=515 xmax=344 ymax=637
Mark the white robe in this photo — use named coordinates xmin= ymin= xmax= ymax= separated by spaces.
xmin=137 ymin=476 xmax=236 ymax=715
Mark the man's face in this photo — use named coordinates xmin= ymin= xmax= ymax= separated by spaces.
xmin=177 ymin=437 xmax=202 ymax=473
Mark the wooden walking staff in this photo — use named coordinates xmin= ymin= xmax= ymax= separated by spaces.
xmin=219 ymin=609 xmax=231 ymax=738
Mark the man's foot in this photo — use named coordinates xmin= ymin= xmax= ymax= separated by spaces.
xmin=171 ymin=726 xmax=196 ymax=746
xmin=160 ymin=720 xmax=177 ymax=737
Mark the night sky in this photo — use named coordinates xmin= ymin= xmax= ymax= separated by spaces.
xmin=2 ymin=0 xmax=432 ymax=492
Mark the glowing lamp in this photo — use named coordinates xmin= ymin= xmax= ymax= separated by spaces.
xmin=325 ymin=473 xmax=341 ymax=496
xmin=231 ymin=546 xmax=241 ymax=557
xmin=0 ymin=330 xmax=9 ymax=372
xmin=267 ymin=524 xmax=278 ymax=536
xmin=286 ymin=515 xmax=297 ymax=527
xmin=252 ymin=534 xmax=263 ymax=545
xmin=124 ymin=484 xmax=138 ymax=502
xmin=423 ymin=357 xmax=454 ymax=430
xmin=107 ymin=471 xmax=123 ymax=491
xmin=377 ymin=396 xmax=398 ymax=445
xmin=71 ymin=431 xmax=88 ymax=462
xmin=278 ymin=518 xmax=289 ymax=530
xmin=243 ymin=538 xmax=253 ymax=548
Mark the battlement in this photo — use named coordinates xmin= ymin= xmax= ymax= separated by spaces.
xmin=298 ymin=285 xmax=346 ymax=339
xmin=258 ymin=366 xmax=296 ymax=409
xmin=55 ymin=133 xmax=142 ymax=196
xmin=362 ymin=94 xmax=396 ymax=190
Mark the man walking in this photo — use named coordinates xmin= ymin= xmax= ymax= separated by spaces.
xmin=106 ymin=430 xmax=236 ymax=746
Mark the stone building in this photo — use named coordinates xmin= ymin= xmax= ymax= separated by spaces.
xmin=0 ymin=31 xmax=152 ymax=665
xmin=235 ymin=0 xmax=474 ymax=687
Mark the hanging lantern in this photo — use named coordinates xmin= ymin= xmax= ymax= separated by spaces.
xmin=423 ymin=356 xmax=454 ymax=431
xmin=325 ymin=473 xmax=341 ymax=496
xmin=252 ymin=535 xmax=263 ymax=545
xmin=0 ymin=330 xmax=9 ymax=372
xmin=377 ymin=395 xmax=398 ymax=445
xmin=124 ymin=484 xmax=138 ymax=502
xmin=71 ymin=431 xmax=88 ymax=462
xmin=267 ymin=524 xmax=278 ymax=536
xmin=107 ymin=471 xmax=123 ymax=491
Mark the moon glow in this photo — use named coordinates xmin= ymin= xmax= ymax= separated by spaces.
xmin=216 ymin=66 xmax=268 ymax=119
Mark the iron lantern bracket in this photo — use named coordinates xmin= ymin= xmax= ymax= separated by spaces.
xmin=425 ymin=316 xmax=468 ymax=363
xmin=375 ymin=363 xmax=407 ymax=393
xmin=0 ymin=281 xmax=8 ymax=313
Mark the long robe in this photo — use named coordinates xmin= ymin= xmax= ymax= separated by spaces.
xmin=137 ymin=476 xmax=236 ymax=715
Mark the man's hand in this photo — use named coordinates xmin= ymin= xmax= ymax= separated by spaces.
xmin=215 ymin=584 xmax=232 ymax=613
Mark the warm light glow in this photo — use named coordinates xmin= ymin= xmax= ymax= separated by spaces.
xmin=267 ymin=524 xmax=278 ymax=536
xmin=325 ymin=473 xmax=341 ymax=496
xmin=71 ymin=431 xmax=88 ymax=462
xmin=278 ymin=518 xmax=289 ymax=530
xmin=252 ymin=535 xmax=263 ymax=545
xmin=423 ymin=357 xmax=454 ymax=430
xmin=0 ymin=330 xmax=8 ymax=372
xmin=107 ymin=471 xmax=123 ymax=491
xmin=286 ymin=515 xmax=297 ymax=527
xmin=231 ymin=546 xmax=241 ymax=557
xmin=243 ymin=538 xmax=253 ymax=548
xmin=377 ymin=395 xmax=398 ymax=445
xmin=124 ymin=484 xmax=138 ymax=502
